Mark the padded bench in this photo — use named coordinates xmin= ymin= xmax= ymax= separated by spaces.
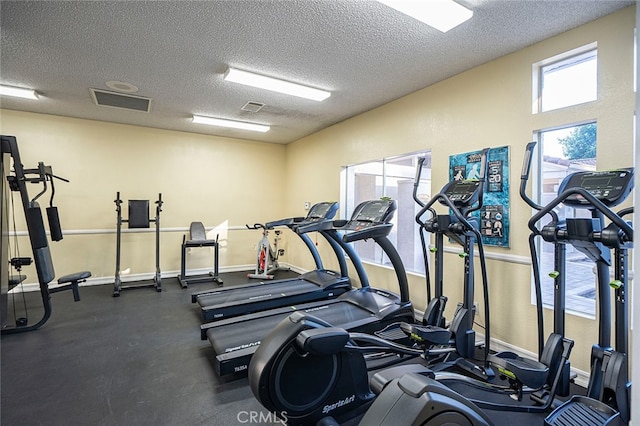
xmin=50 ymin=271 xmax=91 ymax=302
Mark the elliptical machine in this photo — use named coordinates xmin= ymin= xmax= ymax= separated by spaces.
xmin=531 ymin=167 xmax=633 ymax=425
xmin=431 ymin=142 xmax=574 ymax=414
xmin=361 ymin=150 xmax=634 ymax=425
xmin=246 ymin=223 xmax=288 ymax=280
xmin=400 ymin=148 xmax=494 ymax=380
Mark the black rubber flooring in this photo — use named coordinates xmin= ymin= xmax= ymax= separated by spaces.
xmin=1 ymin=271 xmax=299 ymax=426
xmin=1 ymin=270 xmax=583 ymax=426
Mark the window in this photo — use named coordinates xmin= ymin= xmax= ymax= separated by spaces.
xmin=342 ymin=151 xmax=431 ymax=274
xmin=535 ymin=123 xmax=597 ymax=316
xmin=534 ymin=44 xmax=597 ymax=113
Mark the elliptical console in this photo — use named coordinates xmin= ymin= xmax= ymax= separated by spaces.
xmin=557 ymin=168 xmax=633 ymax=207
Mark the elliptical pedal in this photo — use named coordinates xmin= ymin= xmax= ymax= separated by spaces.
xmin=399 ymin=322 xmax=452 ymax=345
xmin=373 ymin=322 xmax=408 ymax=341
xmin=544 ymin=396 xmax=623 ymax=426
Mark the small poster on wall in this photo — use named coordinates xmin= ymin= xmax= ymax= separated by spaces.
xmin=449 ymin=146 xmax=510 ymax=247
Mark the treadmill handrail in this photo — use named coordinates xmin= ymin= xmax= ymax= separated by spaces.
xmin=342 ymin=223 xmax=394 ymax=243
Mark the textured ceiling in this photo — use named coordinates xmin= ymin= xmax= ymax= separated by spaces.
xmin=0 ymin=0 xmax=634 ymax=144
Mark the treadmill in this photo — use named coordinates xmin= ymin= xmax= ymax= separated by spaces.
xmin=191 ymin=202 xmax=353 ymax=322
xmin=200 ymin=199 xmax=415 ymax=376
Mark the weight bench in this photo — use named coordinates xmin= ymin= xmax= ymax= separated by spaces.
xmin=178 ymin=222 xmax=222 ymax=288
xmin=50 ymin=271 xmax=91 ymax=302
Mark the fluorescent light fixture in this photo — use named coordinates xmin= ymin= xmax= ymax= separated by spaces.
xmin=224 ymin=67 xmax=330 ymax=102
xmin=192 ymin=115 xmax=270 ymax=133
xmin=0 ymin=85 xmax=38 ymax=100
xmin=378 ymin=0 xmax=473 ymax=32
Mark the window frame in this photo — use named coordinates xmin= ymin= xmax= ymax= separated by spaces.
xmin=532 ymin=42 xmax=598 ymax=114
xmin=340 ymin=150 xmax=431 ymax=275
xmin=532 ymin=121 xmax=598 ymax=319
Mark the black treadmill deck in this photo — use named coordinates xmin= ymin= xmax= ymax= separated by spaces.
xmin=202 ymin=288 xmax=414 ymax=376
xmin=196 ymin=270 xmax=350 ymax=321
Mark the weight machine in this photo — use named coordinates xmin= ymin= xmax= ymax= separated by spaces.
xmin=0 ymin=135 xmax=90 ymax=334
xmin=113 ymin=192 xmax=163 ymax=296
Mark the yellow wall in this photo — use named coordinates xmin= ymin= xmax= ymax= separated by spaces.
xmin=0 ymin=6 xmax=634 ymax=374
xmin=284 ymin=6 xmax=635 ymax=373
xmin=0 ymin=110 xmax=288 ymax=280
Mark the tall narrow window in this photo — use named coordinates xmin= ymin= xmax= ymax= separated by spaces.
xmin=342 ymin=151 xmax=431 ymax=274
xmin=536 ymin=123 xmax=597 ymax=316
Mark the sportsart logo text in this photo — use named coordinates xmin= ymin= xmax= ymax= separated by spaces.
xmin=322 ymin=395 xmax=355 ymax=414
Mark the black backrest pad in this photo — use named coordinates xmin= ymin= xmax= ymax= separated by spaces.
xmin=128 ymin=200 xmax=150 ymax=228
xmin=26 ymin=205 xmax=48 ymax=249
xmin=33 ymin=246 xmax=55 ymax=284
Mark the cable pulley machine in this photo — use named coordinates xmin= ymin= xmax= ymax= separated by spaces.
xmin=1 ymin=135 xmax=90 ymax=334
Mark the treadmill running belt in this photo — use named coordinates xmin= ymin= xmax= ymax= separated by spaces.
xmin=197 ymin=279 xmax=319 ymax=308
xmin=207 ymin=301 xmax=375 ymax=355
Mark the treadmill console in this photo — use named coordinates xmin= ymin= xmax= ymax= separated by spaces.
xmin=338 ymin=199 xmax=397 ymax=242
xmin=269 ymin=201 xmax=338 ymax=230
xmin=440 ymin=180 xmax=482 ymax=208
xmin=558 ymin=168 xmax=634 ymax=208
xmin=349 ymin=199 xmax=397 ymax=230
xmin=305 ymin=201 xmax=339 ymax=223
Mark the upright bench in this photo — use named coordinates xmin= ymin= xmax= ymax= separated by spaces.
xmin=178 ymin=222 xmax=222 ymax=288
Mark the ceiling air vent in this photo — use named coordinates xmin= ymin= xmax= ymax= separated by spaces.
xmin=241 ymin=101 xmax=265 ymax=113
xmin=90 ymin=88 xmax=151 ymax=112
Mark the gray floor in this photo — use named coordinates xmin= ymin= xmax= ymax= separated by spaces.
xmin=1 ymin=271 xmax=581 ymax=426
xmin=1 ymin=272 xmax=298 ymax=426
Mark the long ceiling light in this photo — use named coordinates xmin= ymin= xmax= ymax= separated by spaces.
xmin=377 ymin=0 xmax=473 ymax=32
xmin=0 ymin=84 xmax=38 ymax=100
xmin=192 ymin=115 xmax=270 ymax=133
xmin=224 ymin=67 xmax=331 ymax=102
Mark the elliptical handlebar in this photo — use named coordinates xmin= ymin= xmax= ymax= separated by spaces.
xmin=520 ymin=142 xmax=558 ymax=225
xmin=417 ymin=193 xmax=477 ymax=234
xmin=520 ymin=142 xmax=541 ymax=210
xmin=528 ymin=187 xmax=633 ymax=242
xmin=519 ymin=141 xmax=547 ymax=358
xmin=415 ymin=148 xmax=490 ymax=230
xmin=413 ymin=156 xmax=427 ymax=209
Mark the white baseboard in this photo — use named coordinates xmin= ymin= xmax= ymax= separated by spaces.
xmin=11 ymin=263 xmax=259 ymax=293
xmin=11 ymin=262 xmax=306 ymax=293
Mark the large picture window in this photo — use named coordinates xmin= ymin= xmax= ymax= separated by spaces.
xmin=341 ymin=151 xmax=431 ymax=274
